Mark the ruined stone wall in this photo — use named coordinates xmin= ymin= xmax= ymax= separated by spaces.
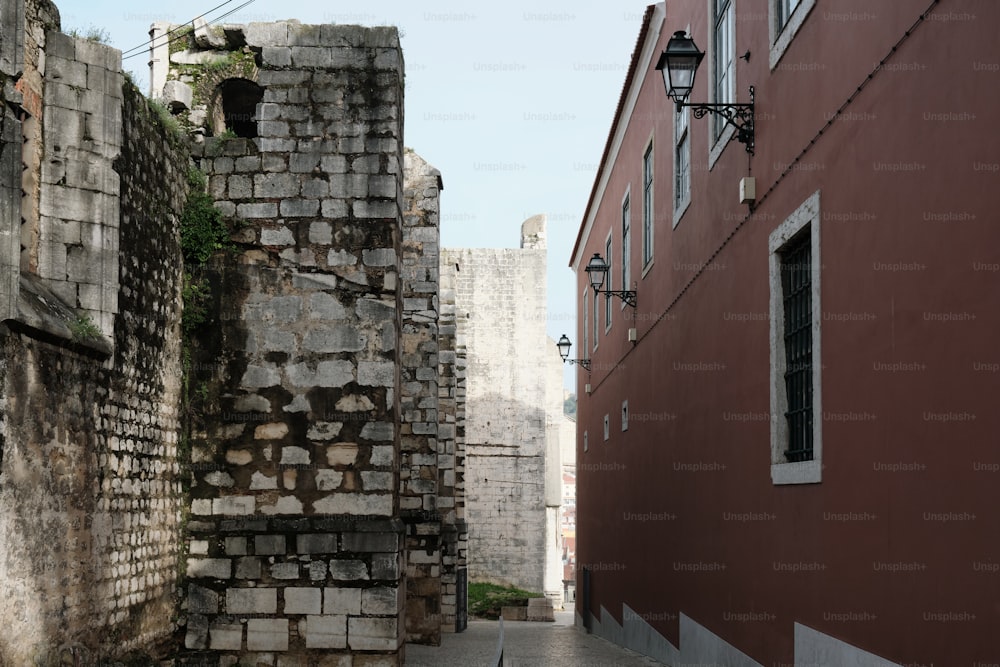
xmin=0 ymin=1 xmax=189 ymax=661
xmin=400 ymin=149 xmax=442 ymax=643
xmin=437 ymin=262 xmax=468 ymax=631
xmin=180 ymin=22 xmax=408 ymax=663
xmin=440 ymin=217 xmax=552 ymax=593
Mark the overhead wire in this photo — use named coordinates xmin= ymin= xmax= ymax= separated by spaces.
xmin=120 ymin=0 xmax=260 ymax=61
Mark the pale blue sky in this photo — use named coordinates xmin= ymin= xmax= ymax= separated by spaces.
xmin=57 ymin=0 xmax=657 ymax=390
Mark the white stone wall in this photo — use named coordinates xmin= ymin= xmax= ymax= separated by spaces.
xmin=441 ymin=216 xmax=558 ymax=593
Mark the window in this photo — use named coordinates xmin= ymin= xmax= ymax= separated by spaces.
xmin=583 ymin=430 xmax=588 ymax=453
xmin=642 ymin=143 xmax=654 ymax=267
xmin=711 ymin=0 xmax=735 ymax=140
xmin=776 ymin=0 xmax=801 ymax=30
xmin=593 ymin=285 xmax=600 ymax=352
xmin=582 ymin=287 xmax=589 ymax=357
xmin=621 ymin=193 xmax=631 ymax=296
xmin=770 ymin=0 xmax=816 ymax=69
xmin=604 ymin=235 xmax=613 ymax=331
xmin=213 ymin=78 xmax=264 ymax=138
xmin=673 ymin=106 xmax=691 ymax=224
xmin=621 ymin=400 xmax=629 ymax=432
xmin=769 ymin=191 xmax=821 ymax=485
xmin=780 ymin=232 xmax=812 ymax=462
xmin=603 ymin=414 xmax=610 ymax=441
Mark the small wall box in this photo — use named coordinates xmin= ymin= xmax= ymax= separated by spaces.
xmin=627 ymin=327 xmax=637 ymax=342
xmin=740 ymin=176 xmax=756 ymax=204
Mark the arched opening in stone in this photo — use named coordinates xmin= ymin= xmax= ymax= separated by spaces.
xmin=212 ymin=78 xmax=263 ymax=138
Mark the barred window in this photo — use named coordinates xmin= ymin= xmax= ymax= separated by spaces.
xmin=779 ymin=230 xmax=812 ymax=462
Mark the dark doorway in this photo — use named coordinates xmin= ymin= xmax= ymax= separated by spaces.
xmin=217 ymin=78 xmax=263 ymax=138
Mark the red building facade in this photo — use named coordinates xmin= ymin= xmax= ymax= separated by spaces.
xmin=570 ymin=1 xmax=1000 ymax=664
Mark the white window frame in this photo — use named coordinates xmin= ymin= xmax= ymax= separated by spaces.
xmin=770 ymin=0 xmax=816 ymax=70
xmin=582 ymin=286 xmax=589 ymax=359
xmin=708 ymin=0 xmax=737 ymax=168
xmin=641 ymin=138 xmax=654 ymax=272
xmin=592 ymin=281 xmax=600 ymax=352
xmin=621 ymin=400 xmax=629 ymax=432
xmin=768 ymin=190 xmax=822 ymax=485
xmin=603 ymin=414 xmax=610 ymax=441
xmin=604 ymin=233 xmax=613 ymax=332
xmin=621 ymin=189 xmax=631 ymax=309
xmin=673 ymin=105 xmax=691 ymax=228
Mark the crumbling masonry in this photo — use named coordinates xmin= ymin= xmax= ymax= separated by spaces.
xmin=0 ymin=0 xmax=468 ymax=662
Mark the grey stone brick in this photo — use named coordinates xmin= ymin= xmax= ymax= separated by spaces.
xmin=227 ymin=587 xmax=276 ymax=614
xmin=235 ymin=556 xmax=262 ymax=579
xmin=303 ymin=328 xmax=365 ymax=353
xmin=358 ymin=362 xmax=395 ymax=388
xmin=324 ymin=587 xmax=361 ymax=615
xmin=284 ymin=587 xmax=322 ymax=615
xmin=348 ymin=617 xmax=398 ymax=651
xmin=188 ymin=584 xmax=219 ymax=613
xmin=291 ymin=46 xmax=332 ymax=67
xmin=245 ymin=22 xmax=289 ymax=47
xmin=185 ymin=614 xmax=208 ymax=649
xmin=247 ymin=618 xmax=288 ymax=651
xmin=225 ymin=537 xmax=248 ymax=555
xmin=255 ymin=534 xmax=286 ymax=555
xmin=343 ymin=532 xmax=399 ymax=553
xmin=327 ymin=559 xmax=369 ymax=580
xmin=353 ymin=200 xmax=397 ymax=219
xmin=371 ymin=553 xmax=400 ymax=579
xmin=209 ymin=622 xmax=242 ymax=650
xmin=305 ymin=615 xmax=347 ymax=649
xmin=297 ymin=533 xmax=338 ymax=554
xmin=321 ymin=199 xmax=348 ymax=218
xmin=262 ymin=46 xmax=291 ymax=67
xmin=187 ymin=558 xmax=231 ymax=579
xmin=272 ymin=562 xmax=300 ymax=579
xmin=237 ymin=202 xmax=278 ymax=219
xmin=280 ymin=198 xmax=320 ymax=217
xmin=302 ymin=178 xmax=330 ymax=198
xmin=362 ymin=586 xmax=400 ymax=615
xmin=363 ymin=248 xmax=396 ymax=267
xmin=255 ymin=172 xmax=300 ymax=198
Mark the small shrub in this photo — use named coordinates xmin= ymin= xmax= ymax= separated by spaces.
xmin=67 ymin=26 xmax=111 ymax=44
xmin=468 ymin=582 xmax=544 ymax=619
xmin=148 ymin=99 xmax=182 ymax=138
xmin=180 ymin=168 xmax=229 ymax=265
xmin=69 ymin=315 xmax=101 ymax=341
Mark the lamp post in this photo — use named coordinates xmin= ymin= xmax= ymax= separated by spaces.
xmin=585 ymin=253 xmax=637 ymax=308
xmin=654 ymin=31 xmax=756 ymax=155
xmin=557 ymin=334 xmax=591 ymax=371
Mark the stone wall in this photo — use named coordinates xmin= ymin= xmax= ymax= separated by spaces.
xmin=179 ymin=22 xmax=409 ymax=663
xmin=440 ymin=216 xmax=558 ymax=594
xmin=0 ymin=0 xmax=190 ymax=661
xmin=400 ymin=149 xmax=443 ymax=643
xmin=437 ymin=263 xmax=468 ymax=631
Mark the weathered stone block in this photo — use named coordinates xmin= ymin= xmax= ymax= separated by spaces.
xmin=209 ymin=622 xmax=243 ymax=650
xmin=255 ymin=534 xmax=286 ymax=555
xmin=371 ymin=553 xmax=400 ymax=579
xmin=227 ymin=587 xmax=277 ymax=614
xmin=362 ymin=248 xmax=396 ymax=267
xmin=316 ymin=469 xmax=344 ymax=491
xmin=280 ymin=198 xmax=320 ymax=217
xmin=247 ymin=618 xmax=289 ymax=651
xmin=303 ymin=328 xmax=365 ymax=353
xmin=261 ymin=226 xmax=295 ymax=246
xmin=189 ymin=584 xmax=220 ymax=613
xmin=361 ymin=471 xmax=393 ymax=491
xmin=225 ymin=537 xmax=247 ymax=556
xmin=326 ymin=444 xmax=359 ymax=466
xmin=185 ymin=615 xmax=209 ymax=649
xmin=328 ymin=559 xmax=369 ymax=580
xmin=272 ymin=562 xmax=300 ymax=579
xmin=285 ymin=587 xmax=322 ymax=615
xmin=297 ymin=533 xmax=337 ymax=554
xmin=280 ymin=446 xmax=311 ymax=465
xmin=314 ymin=493 xmax=392 ymax=517
xmin=213 ymin=496 xmax=255 ymax=515
xmin=187 ymin=558 xmax=231 ymax=579
xmin=236 ymin=557 xmax=262 ymax=579
xmin=237 ymin=201 xmax=278 ymax=218
xmin=360 ymin=421 xmax=394 ymax=442
xmin=362 ymin=586 xmax=400 ymax=615
xmin=262 ymin=46 xmax=292 ymax=67
xmin=348 ymin=617 xmax=399 ymax=651
xmin=251 ymin=471 xmax=279 ymax=490
xmin=305 ymin=615 xmax=348 ymax=649
xmin=324 ymin=587 xmax=361 ymax=615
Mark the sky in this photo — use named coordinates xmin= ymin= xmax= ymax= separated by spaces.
xmin=56 ymin=0 xmax=659 ymax=390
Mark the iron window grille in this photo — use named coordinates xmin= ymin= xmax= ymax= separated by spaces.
xmin=780 ymin=230 xmax=813 ymax=462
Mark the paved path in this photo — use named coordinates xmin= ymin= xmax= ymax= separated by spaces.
xmin=405 ymin=606 xmax=665 ymax=666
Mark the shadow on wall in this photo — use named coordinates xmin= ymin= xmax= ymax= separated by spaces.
xmin=463 ymin=392 xmax=548 ymax=594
